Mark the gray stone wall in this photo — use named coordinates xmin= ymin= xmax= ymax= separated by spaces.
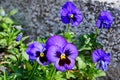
xmin=0 ymin=0 xmax=120 ymax=79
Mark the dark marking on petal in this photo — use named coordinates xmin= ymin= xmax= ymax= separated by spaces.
xmin=36 ymin=51 xmax=40 ymax=57
xmin=65 ymin=50 xmax=70 ymax=56
xmin=72 ymin=17 xmax=76 ymax=22
xmin=56 ymin=51 xmax=61 ymax=58
xmin=59 ymin=57 xmax=71 ymax=66
xmin=99 ymin=21 xmax=103 ymax=28
xmin=43 ymin=50 xmax=47 ymax=55
xmin=39 ymin=54 xmax=48 ymax=63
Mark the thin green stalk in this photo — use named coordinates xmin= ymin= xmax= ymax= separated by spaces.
xmin=47 ymin=67 xmax=56 ymax=80
xmin=94 ymin=28 xmax=99 ymax=39
xmin=28 ymin=62 xmax=38 ymax=80
xmin=17 ymin=52 xmax=22 ymax=66
xmin=4 ymin=70 xmax=7 ymax=80
xmin=50 ymin=68 xmax=56 ymax=80
xmin=67 ymin=24 xmax=71 ymax=33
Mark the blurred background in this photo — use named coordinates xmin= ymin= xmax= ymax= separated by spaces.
xmin=0 ymin=0 xmax=120 ymax=79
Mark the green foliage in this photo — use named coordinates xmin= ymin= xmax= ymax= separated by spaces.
xmin=0 ymin=8 xmax=28 ymax=80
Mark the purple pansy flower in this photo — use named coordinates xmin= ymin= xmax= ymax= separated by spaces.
xmin=16 ymin=33 xmax=23 ymax=41
xmin=46 ymin=35 xmax=67 ymax=49
xmin=46 ymin=35 xmax=78 ymax=71
xmin=96 ymin=11 xmax=114 ymax=29
xmin=26 ymin=42 xmax=50 ymax=66
xmin=60 ymin=1 xmax=83 ymax=26
xmin=92 ymin=49 xmax=110 ymax=71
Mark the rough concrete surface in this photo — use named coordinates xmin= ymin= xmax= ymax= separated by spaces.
xmin=0 ymin=0 xmax=120 ymax=80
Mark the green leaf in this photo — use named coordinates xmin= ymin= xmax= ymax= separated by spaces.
xmin=11 ymin=73 xmax=22 ymax=80
xmin=9 ymin=48 xmax=19 ymax=54
xmin=1 ymin=23 xmax=8 ymax=29
xmin=0 ymin=32 xmax=8 ymax=37
xmin=78 ymin=46 xmax=91 ymax=52
xmin=26 ymin=62 xmax=33 ymax=71
xmin=4 ymin=70 xmax=7 ymax=80
xmin=0 ymin=7 xmax=5 ymax=16
xmin=7 ymin=9 xmax=18 ymax=16
xmin=0 ymin=16 xmax=2 ymax=20
xmin=21 ymin=36 xmax=29 ymax=42
xmin=63 ymin=31 xmax=75 ymax=43
xmin=13 ymin=30 xmax=21 ymax=36
xmin=37 ymin=37 xmax=46 ymax=43
xmin=7 ymin=55 xmax=17 ymax=61
xmin=22 ymin=52 xmax=29 ymax=60
xmin=96 ymin=42 xmax=103 ymax=48
xmin=0 ymin=39 xmax=7 ymax=46
xmin=0 ymin=76 xmax=3 ymax=80
xmin=66 ymin=71 xmax=75 ymax=79
xmin=85 ymin=38 xmax=90 ymax=44
xmin=55 ymin=71 xmax=66 ymax=80
xmin=94 ymin=70 xmax=106 ymax=78
xmin=3 ymin=17 xmax=14 ymax=24
xmin=76 ymin=55 xmax=86 ymax=69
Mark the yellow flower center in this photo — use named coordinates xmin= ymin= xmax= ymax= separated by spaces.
xmin=70 ymin=14 xmax=74 ymax=18
xmin=40 ymin=53 xmax=44 ymax=57
xmin=60 ymin=54 xmax=66 ymax=59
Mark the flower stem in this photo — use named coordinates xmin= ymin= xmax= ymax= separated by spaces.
xmin=50 ymin=68 xmax=56 ymax=80
xmin=47 ymin=67 xmax=56 ymax=80
xmin=28 ymin=62 xmax=38 ymax=80
xmin=67 ymin=24 xmax=71 ymax=33
xmin=94 ymin=28 xmax=99 ymax=39
xmin=4 ymin=70 xmax=7 ymax=80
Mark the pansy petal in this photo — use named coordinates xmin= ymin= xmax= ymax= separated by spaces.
xmin=63 ymin=43 xmax=78 ymax=59
xmin=96 ymin=20 xmax=102 ymax=29
xmin=29 ymin=55 xmax=36 ymax=60
xmin=62 ymin=1 xmax=76 ymax=12
xmin=71 ymin=19 xmax=78 ymax=26
xmin=54 ymin=60 xmax=66 ymax=72
xmin=27 ymin=42 xmax=44 ymax=53
xmin=72 ymin=8 xmax=82 ymax=15
xmin=100 ymin=61 xmax=108 ymax=71
xmin=46 ymin=35 xmax=67 ymax=49
xmin=64 ymin=58 xmax=75 ymax=70
xmin=103 ymin=22 xmax=111 ymax=29
xmin=36 ymin=57 xmax=50 ymax=66
xmin=76 ymin=15 xmax=83 ymax=22
xmin=26 ymin=47 xmax=39 ymax=56
xmin=60 ymin=8 xmax=68 ymax=17
xmin=70 ymin=14 xmax=82 ymax=26
xmin=32 ymin=42 xmax=45 ymax=52
xmin=46 ymin=45 xmax=61 ymax=62
xmin=103 ymin=53 xmax=110 ymax=62
xmin=92 ymin=49 xmax=105 ymax=63
xmin=61 ymin=16 xmax=70 ymax=24
xmin=95 ymin=63 xmax=99 ymax=69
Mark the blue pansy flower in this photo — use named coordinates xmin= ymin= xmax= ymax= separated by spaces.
xmin=96 ymin=11 xmax=114 ymax=29
xmin=26 ymin=42 xmax=51 ymax=66
xmin=92 ymin=49 xmax=110 ymax=71
xmin=46 ymin=35 xmax=78 ymax=71
xmin=16 ymin=33 xmax=23 ymax=41
xmin=60 ymin=1 xmax=83 ymax=26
